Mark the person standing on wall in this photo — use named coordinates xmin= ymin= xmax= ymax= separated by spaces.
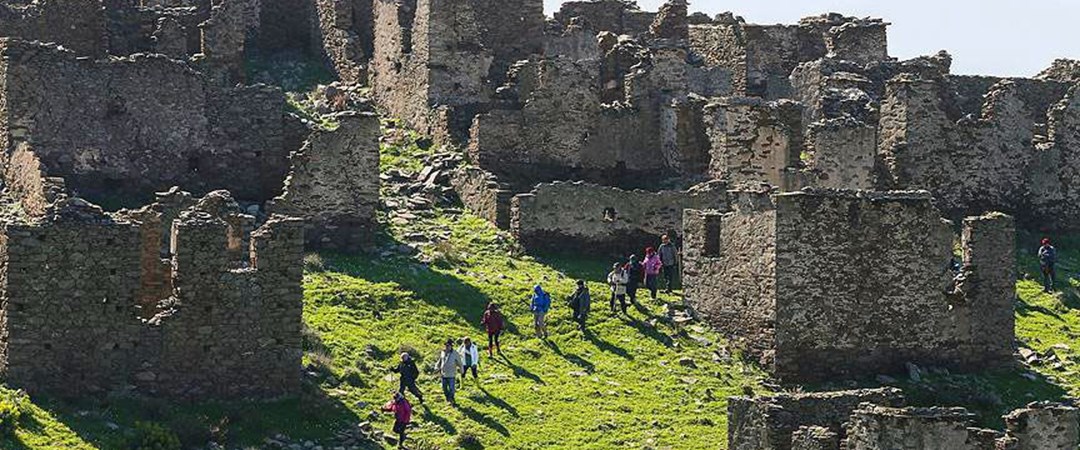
xmin=625 ymin=255 xmax=643 ymax=306
xmin=1039 ymin=238 xmax=1058 ymax=293
xmin=607 ymin=263 xmax=629 ymax=314
xmin=382 ymin=392 xmax=413 ymax=449
xmin=459 ymin=337 xmax=481 ymax=387
xmin=530 ymin=285 xmax=552 ymax=339
xmin=643 ymin=247 xmax=662 ymax=300
xmin=436 ymin=338 xmax=463 ymax=404
xmin=658 ymin=234 xmax=679 ymax=293
xmin=391 ymin=352 xmax=424 ymax=404
xmin=480 ymin=302 xmax=505 ymax=358
xmin=569 ymin=279 xmax=591 ymax=334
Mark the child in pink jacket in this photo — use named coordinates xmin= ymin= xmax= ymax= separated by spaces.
xmin=383 ymin=392 xmax=413 ymax=448
xmin=644 ymin=247 xmax=662 ymax=300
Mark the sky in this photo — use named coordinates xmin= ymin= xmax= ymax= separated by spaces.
xmin=542 ymin=0 xmax=1080 ymax=77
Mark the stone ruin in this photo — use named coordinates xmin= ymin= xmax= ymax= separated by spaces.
xmin=728 ymin=389 xmax=1080 ymax=450
xmin=682 ymin=189 xmax=1016 ymax=383
xmin=0 ymin=190 xmax=304 ymax=398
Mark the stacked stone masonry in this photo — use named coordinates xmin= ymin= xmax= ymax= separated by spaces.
xmin=683 ymin=189 xmax=1016 ymax=383
xmin=0 ymin=191 xmax=304 ymax=399
xmin=730 ymin=390 xmax=1080 ymax=450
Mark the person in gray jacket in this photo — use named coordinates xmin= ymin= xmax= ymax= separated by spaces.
xmin=658 ymin=234 xmax=679 ymax=293
xmin=436 ymin=338 xmax=463 ymax=404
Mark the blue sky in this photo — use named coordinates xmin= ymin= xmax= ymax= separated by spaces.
xmin=542 ymin=0 xmax=1080 ymax=77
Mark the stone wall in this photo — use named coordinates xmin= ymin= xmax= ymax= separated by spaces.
xmin=684 ymin=189 xmax=1015 ymax=383
xmin=449 ymin=165 xmax=516 ymax=230
xmin=552 ymin=0 xmax=656 ymax=37
xmin=511 ymin=180 xmax=730 ymax=252
xmin=727 ymin=388 xmax=905 ymax=450
xmin=0 ymin=0 xmax=108 ymax=57
xmin=313 ymin=0 xmax=368 ymax=83
xmin=0 ymin=193 xmax=304 ymax=399
xmin=731 ymin=393 xmax=1079 ymax=450
xmin=271 ymin=112 xmax=380 ymax=251
xmin=0 ymin=39 xmax=289 ymax=207
xmin=704 ymin=97 xmax=804 ymax=190
xmin=689 ymin=14 xmax=889 ymax=99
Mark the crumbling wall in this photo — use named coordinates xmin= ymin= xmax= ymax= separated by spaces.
xmin=449 ymin=165 xmax=516 ymax=230
xmin=878 ymin=75 xmax=1068 ymax=221
xmin=704 ymin=97 xmax=804 ymax=190
xmin=511 ymin=181 xmax=729 ymax=252
xmin=845 ymin=406 xmax=982 ymax=450
xmin=313 ymin=0 xmax=368 ymax=83
xmin=1004 ymin=403 xmax=1080 ymax=450
xmin=727 ymin=388 xmax=905 ymax=450
xmin=0 ymin=39 xmax=288 ymax=206
xmin=0 ymin=195 xmax=304 ymax=399
xmin=553 ymin=0 xmax=656 ymax=37
xmin=271 ymin=112 xmax=380 ymax=251
xmin=0 ymin=0 xmax=107 ymax=57
xmin=689 ymin=14 xmax=889 ymax=99
xmin=685 ymin=190 xmax=1015 ymax=383
xmin=195 ymin=0 xmax=261 ymax=86
xmin=682 ymin=190 xmax=776 ymax=361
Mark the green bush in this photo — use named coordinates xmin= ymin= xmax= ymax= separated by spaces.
xmin=0 ymin=388 xmax=26 ymax=436
xmin=131 ymin=421 xmax=181 ymax=450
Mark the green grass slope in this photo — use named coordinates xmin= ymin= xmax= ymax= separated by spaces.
xmin=5 ymin=130 xmax=1080 ymax=448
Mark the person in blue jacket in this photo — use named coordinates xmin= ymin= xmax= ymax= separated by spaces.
xmin=530 ymin=285 xmax=552 ymax=339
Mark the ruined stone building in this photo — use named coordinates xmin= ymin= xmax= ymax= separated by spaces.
xmin=728 ymin=389 xmax=1079 ymax=450
xmin=0 ymin=190 xmax=304 ymax=398
xmin=682 ymin=190 xmax=1016 ymax=383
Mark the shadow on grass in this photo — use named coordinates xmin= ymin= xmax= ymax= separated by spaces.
xmin=545 ymin=341 xmax=596 ymax=373
xmin=459 ymin=405 xmax=510 ymax=437
xmin=39 ymin=381 xmax=362 ymax=449
xmin=318 ymin=235 xmax=495 ymax=325
xmin=477 ymin=387 xmax=519 ymax=418
xmin=494 ymin=354 xmax=545 ymax=385
xmin=420 ymin=406 xmax=457 ymax=435
xmin=585 ymin=329 xmax=633 ymax=360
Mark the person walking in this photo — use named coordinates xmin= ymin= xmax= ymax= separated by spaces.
xmin=643 ymin=247 xmax=662 ymax=300
xmin=530 ymin=285 xmax=552 ymax=339
xmin=625 ymin=255 xmax=643 ymax=305
xmin=1039 ymin=238 xmax=1058 ymax=293
xmin=436 ymin=339 xmax=463 ymax=404
xmin=569 ymin=279 xmax=591 ymax=333
xmin=607 ymin=263 xmax=629 ymax=314
xmin=459 ymin=337 xmax=480 ymax=386
xmin=391 ymin=352 xmax=424 ymax=404
xmin=382 ymin=392 xmax=413 ymax=449
xmin=658 ymin=234 xmax=679 ymax=293
xmin=480 ymin=302 xmax=505 ymax=357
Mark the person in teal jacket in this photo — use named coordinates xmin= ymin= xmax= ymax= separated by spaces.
xmin=530 ymin=285 xmax=552 ymax=339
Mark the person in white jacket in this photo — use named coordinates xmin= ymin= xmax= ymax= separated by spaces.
xmin=607 ymin=263 xmax=629 ymax=314
xmin=459 ymin=337 xmax=481 ymax=386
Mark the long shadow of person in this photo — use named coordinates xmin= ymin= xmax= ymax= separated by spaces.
xmin=420 ymin=406 xmax=457 ymax=435
xmin=477 ymin=386 xmax=519 ymax=418
xmin=459 ymin=405 xmax=510 ymax=437
xmin=494 ymin=353 xmax=545 ymax=385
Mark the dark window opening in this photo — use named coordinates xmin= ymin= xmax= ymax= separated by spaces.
xmin=704 ymin=215 xmax=722 ymax=257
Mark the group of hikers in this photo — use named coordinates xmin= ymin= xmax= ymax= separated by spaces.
xmin=380 ymin=234 xmax=681 ymax=448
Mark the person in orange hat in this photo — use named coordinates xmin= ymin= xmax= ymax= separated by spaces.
xmin=1039 ymin=238 xmax=1058 ymax=293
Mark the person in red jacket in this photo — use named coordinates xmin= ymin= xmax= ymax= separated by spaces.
xmin=480 ymin=302 xmax=505 ymax=357
xmin=382 ymin=392 xmax=412 ymax=448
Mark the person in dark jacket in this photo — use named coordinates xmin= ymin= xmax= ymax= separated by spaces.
xmin=569 ymin=280 xmax=591 ymax=333
xmin=391 ymin=352 xmax=424 ymax=404
xmin=480 ymin=302 xmax=505 ymax=357
xmin=625 ymin=255 xmax=643 ymax=305
xmin=1039 ymin=238 xmax=1058 ymax=293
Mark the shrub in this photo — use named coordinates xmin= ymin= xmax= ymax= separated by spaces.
xmin=455 ymin=431 xmax=483 ymax=449
xmin=303 ymin=253 xmax=327 ymax=272
xmin=132 ymin=421 xmax=181 ymax=450
xmin=0 ymin=388 xmax=26 ymax=436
